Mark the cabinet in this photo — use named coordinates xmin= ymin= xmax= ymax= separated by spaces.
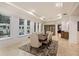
xmin=61 ymin=31 xmax=69 ymax=39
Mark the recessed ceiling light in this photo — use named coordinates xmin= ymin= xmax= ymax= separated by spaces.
xmin=56 ymin=2 xmax=63 ymax=8
xmin=40 ymin=16 xmax=45 ymax=20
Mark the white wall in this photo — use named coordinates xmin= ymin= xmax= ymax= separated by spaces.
xmin=61 ymin=16 xmax=70 ymax=32
xmin=69 ymin=19 xmax=77 ymax=43
xmin=30 ymin=21 xmax=34 ymax=33
xmin=10 ymin=16 xmax=19 ymax=37
xmin=39 ymin=23 xmax=41 ymax=33
xmin=61 ymin=21 xmax=69 ymax=32
xmin=69 ymin=16 xmax=79 ymax=44
xmin=24 ymin=19 xmax=27 ymax=35
xmin=60 ymin=16 xmax=78 ymax=43
xmin=61 ymin=16 xmax=79 ymax=44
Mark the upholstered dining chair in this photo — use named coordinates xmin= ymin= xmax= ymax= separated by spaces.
xmin=43 ymin=32 xmax=53 ymax=44
xmin=30 ymin=33 xmax=42 ymax=48
xmin=46 ymin=31 xmax=51 ymax=35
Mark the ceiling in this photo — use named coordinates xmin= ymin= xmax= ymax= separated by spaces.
xmin=0 ymin=2 xmax=78 ymax=22
xmin=72 ymin=4 xmax=79 ymax=16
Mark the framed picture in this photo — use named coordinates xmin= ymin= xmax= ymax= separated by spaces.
xmin=77 ymin=21 xmax=79 ymax=31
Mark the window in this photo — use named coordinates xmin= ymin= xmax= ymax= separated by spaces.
xmin=77 ymin=21 xmax=79 ymax=31
xmin=27 ymin=20 xmax=30 ymax=34
xmin=27 ymin=20 xmax=30 ymax=26
xmin=34 ymin=22 xmax=36 ymax=32
xmin=19 ymin=19 xmax=24 ymax=25
xmin=19 ymin=19 xmax=24 ymax=35
xmin=41 ymin=24 xmax=43 ymax=32
xmin=0 ymin=14 xmax=10 ymax=38
xmin=38 ymin=23 xmax=39 ymax=32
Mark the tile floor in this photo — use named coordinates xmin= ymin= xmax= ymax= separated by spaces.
xmin=57 ymin=39 xmax=79 ymax=56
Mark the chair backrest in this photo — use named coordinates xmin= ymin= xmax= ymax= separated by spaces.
xmin=30 ymin=33 xmax=41 ymax=48
xmin=47 ymin=32 xmax=53 ymax=42
xmin=46 ymin=31 xmax=50 ymax=34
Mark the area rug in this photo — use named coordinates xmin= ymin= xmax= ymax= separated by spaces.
xmin=19 ymin=40 xmax=58 ymax=56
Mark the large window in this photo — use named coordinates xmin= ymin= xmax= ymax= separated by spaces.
xmin=34 ymin=22 xmax=36 ymax=32
xmin=19 ymin=19 xmax=24 ymax=35
xmin=38 ymin=23 xmax=39 ymax=32
xmin=0 ymin=14 xmax=10 ymax=38
xmin=27 ymin=20 xmax=30 ymax=34
xmin=41 ymin=24 xmax=43 ymax=32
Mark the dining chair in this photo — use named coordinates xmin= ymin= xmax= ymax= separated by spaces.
xmin=30 ymin=33 xmax=42 ymax=48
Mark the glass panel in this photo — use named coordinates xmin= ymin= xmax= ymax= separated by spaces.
xmin=34 ymin=22 xmax=36 ymax=32
xmin=27 ymin=20 xmax=30 ymax=34
xmin=19 ymin=19 xmax=24 ymax=35
xmin=19 ymin=19 xmax=24 ymax=25
xmin=27 ymin=20 xmax=30 ymax=26
xmin=27 ymin=27 xmax=30 ymax=29
xmin=41 ymin=24 xmax=43 ymax=32
xmin=38 ymin=23 xmax=39 ymax=32
xmin=27 ymin=30 xmax=30 ymax=34
xmin=0 ymin=14 xmax=10 ymax=38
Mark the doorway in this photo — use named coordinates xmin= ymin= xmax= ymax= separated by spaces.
xmin=44 ymin=25 xmax=55 ymax=35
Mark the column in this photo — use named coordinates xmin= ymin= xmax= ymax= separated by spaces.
xmin=10 ymin=16 xmax=19 ymax=37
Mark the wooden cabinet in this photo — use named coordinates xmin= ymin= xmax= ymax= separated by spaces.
xmin=61 ymin=31 xmax=69 ymax=40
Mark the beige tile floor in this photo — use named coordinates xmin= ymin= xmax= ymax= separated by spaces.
xmin=0 ymin=39 xmax=34 ymax=56
xmin=0 ymin=36 xmax=79 ymax=56
xmin=57 ymin=37 xmax=79 ymax=56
